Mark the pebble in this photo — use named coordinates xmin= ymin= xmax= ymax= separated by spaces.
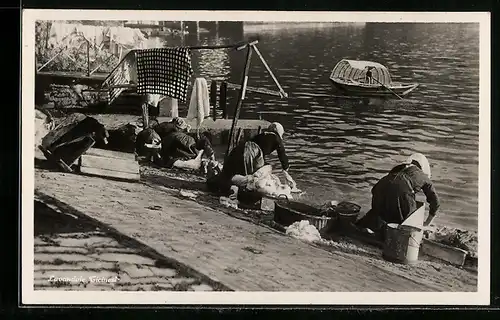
xmin=190 ymin=284 xmax=214 ymax=291
xmin=121 ymin=264 xmax=155 ymax=278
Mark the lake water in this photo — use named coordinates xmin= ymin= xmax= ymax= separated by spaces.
xmin=159 ymin=22 xmax=480 ymax=231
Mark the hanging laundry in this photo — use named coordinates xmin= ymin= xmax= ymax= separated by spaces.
xmin=187 ymin=78 xmax=210 ymax=129
xmin=107 ymin=26 xmax=147 ymax=48
xmin=104 ymin=51 xmax=138 ymax=105
xmin=158 ymin=97 xmax=179 ymax=118
xmin=135 ymin=47 xmax=194 ymax=102
xmin=145 ymin=94 xmax=164 ymax=108
xmin=47 ymin=22 xmax=77 ymax=48
xmin=75 ymin=24 xmax=106 ymax=47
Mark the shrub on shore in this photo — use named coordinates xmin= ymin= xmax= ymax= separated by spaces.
xmin=35 ymin=20 xmax=121 ymax=73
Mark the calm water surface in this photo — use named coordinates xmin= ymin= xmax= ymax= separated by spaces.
xmin=162 ymin=23 xmax=480 ymax=231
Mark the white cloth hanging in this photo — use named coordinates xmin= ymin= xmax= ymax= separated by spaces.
xmin=47 ymin=22 xmax=77 ymax=48
xmin=145 ymin=94 xmax=164 ymax=108
xmin=158 ymin=97 xmax=179 ymax=118
xmin=187 ymin=78 xmax=210 ymax=129
xmin=76 ymin=24 xmax=106 ymax=47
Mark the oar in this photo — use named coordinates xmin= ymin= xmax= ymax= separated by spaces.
xmin=369 ymin=76 xmax=404 ymax=100
xmin=354 ymin=76 xmax=404 ymax=100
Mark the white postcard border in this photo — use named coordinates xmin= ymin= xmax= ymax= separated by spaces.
xmin=21 ymin=9 xmax=491 ymax=305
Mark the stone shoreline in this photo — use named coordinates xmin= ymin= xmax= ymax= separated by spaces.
xmin=34 ymin=199 xmax=227 ymax=291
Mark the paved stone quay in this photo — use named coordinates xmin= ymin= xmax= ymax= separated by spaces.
xmin=34 ymin=200 xmax=222 ymax=291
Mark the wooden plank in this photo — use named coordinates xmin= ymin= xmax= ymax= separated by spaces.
xmin=80 ymin=166 xmax=140 ymax=181
xmin=420 ymin=238 xmax=468 ymax=267
xmin=37 ymin=71 xmax=108 ymax=81
xmin=85 ymin=148 xmax=136 ymax=160
xmin=142 ymin=103 xmax=149 ymax=128
xmin=464 ymin=256 xmax=478 ymax=272
xmin=39 ymin=145 xmax=74 ymax=173
xmin=80 ymin=154 xmax=139 ymax=174
xmin=220 ymin=81 xmax=228 ymax=119
xmin=210 ymin=80 xmax=217 ymax=121
xmin=250 ymin=44 xmax=288 ymax=98
xmin=225 ymin=82 xmax=283 ymax=97
xmin=103 ymin=83 xmax=137 ymax=90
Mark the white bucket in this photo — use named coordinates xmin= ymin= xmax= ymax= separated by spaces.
xmin=382 ymin=223 xmax=423 ymax=265
xmin=401 ymin=201 xmax=425 ymax=229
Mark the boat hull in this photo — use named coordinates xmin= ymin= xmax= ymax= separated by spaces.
xmin=330 ymin=78 xmax=419 ymax=98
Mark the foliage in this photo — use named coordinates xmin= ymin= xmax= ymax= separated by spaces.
xmin=35 ymin=20 xmax=120 ymax=73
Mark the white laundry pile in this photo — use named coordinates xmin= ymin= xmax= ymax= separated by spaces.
xmin=219 ymin=197 xmax=239 ymax=210
xmin=425 ymin=225 xmax=478 ymax=257
xmin=285 ymin=220 xmax=322 ymax=243
xmin=246 ymin=165 xmax=294 ymax=199
xmin=34 ymin=110 xmax=54 ymax=150
xmin=179 ymin=189 xmax=197 ymax=199
xmin=202 ymin=159 xmax=223 ymax=177
xmin=219 ymin=185 xmax=239 ymax=209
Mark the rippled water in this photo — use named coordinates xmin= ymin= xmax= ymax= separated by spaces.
xmin=163 ymin=22 xmax=480 ymax=230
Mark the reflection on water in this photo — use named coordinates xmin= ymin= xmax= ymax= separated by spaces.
xmin=193 ymin=37 xmax=232 ymax=81
xmin=159 ymin=22 xmax=480 ymax=231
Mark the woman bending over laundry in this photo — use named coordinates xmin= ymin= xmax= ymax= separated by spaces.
xmin=356 ymin=153 xmax=440 ymax=238
xmin=152 ymin=117 xmax=190 ymax=138
xmin=156 ymin=130 xmax=215 ymax=171
xmin=208 ymin=122 xmax=297 ymax=194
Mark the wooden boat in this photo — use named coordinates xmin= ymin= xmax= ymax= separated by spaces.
xmin=329 ymin=59 xmax=419 ymax=98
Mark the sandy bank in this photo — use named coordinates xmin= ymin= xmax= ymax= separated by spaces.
xmin=34 ymin=198 xmax=226 ymax=291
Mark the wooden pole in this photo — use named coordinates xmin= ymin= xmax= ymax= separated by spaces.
xmin=86 ymin=39 xmax=91 ymax=77
xmin=236 ymin=127 xmax=243 ymax=145
xmin=225 ymin=46 xmax=253 ymax=161
xmin=90 ymin=51 xmax=118 ymax=75
xmin=370 ymin=76 xmax=404 ymax=100
xmin=210 ymin=80 xmax=218 ymax=121
xmin=220 ymin=81 xmax=228 ymax=119
xmin=180 ymin=21 xmax=185 ymax=46
xmin=37 ymin=49 xmax=64 ymax=72
xmin=251 ymin=44 xmax=288 ymax=98
xmin=141 ymin=101 xmax=149 ymax=129
xmin=187 ymin=41 xmax=256 ymax=51
xmin=224 ymin=82 xmax=283 ymax=97
xmin=196 ymin=21 xmax=200 ymax=43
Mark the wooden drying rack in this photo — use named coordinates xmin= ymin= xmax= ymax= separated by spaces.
xmin=100 ymin=40 xmax=289 ymax=160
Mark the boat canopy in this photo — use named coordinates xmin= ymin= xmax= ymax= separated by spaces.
xmin=330 ymin=59 xmax=392 ymax=86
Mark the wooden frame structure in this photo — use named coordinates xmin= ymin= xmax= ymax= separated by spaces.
xmin=100 ymin=40 xmax=289 ymax=160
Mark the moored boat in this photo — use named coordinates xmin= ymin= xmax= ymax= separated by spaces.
xmin=329 ymin=59 xmax=419 ymax=98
